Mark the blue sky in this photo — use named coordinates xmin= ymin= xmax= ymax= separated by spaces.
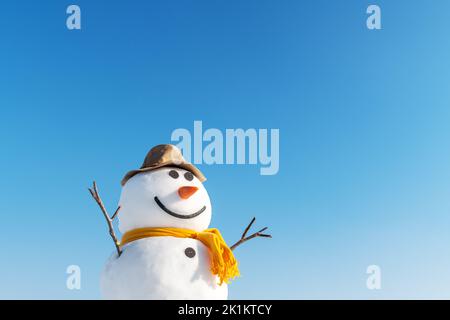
xmin=1 ymin=0 xmax=450 ymax=299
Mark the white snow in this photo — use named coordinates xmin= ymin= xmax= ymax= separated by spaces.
xmin=101 ymin=237 xmax=228 ymax=300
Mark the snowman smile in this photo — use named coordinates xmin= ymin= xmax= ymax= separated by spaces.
xmin=154 ymin=196 xmax=206 ymax=219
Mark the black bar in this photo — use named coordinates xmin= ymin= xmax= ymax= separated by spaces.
xmin=0 ymin=300 xmax=447 ymax=318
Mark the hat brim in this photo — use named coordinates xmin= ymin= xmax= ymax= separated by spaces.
xmin=121 ymin=161 xmax=206 ymax=186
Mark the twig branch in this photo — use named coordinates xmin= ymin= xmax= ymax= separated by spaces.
xmin=89 ymin=181 xmax=122 ymax=257
xmin=111 ymin=206 xmax=121 ymax=220
xmin=230 ymin=217 xmax=271 ymax=251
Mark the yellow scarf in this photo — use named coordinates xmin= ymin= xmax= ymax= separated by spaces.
xmin=120 ymin=227 xmax=239 ymax=285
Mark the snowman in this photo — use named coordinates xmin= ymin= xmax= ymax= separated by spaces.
xmin=89 ymin=144 xmax=271 ymax=300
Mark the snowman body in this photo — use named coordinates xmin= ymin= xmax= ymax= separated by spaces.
xmin=101 ymin=237 xmax=227 ymax=299
xmin=100 ymin=166 xmax=229 ymax=299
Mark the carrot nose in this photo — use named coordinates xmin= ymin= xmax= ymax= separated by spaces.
xmin=178 ymin=186 xmax=198 ymax=199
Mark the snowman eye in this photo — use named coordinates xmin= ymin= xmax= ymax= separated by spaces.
xmin=184 ymin=172 xmax=194 ymax=181
xmin=169 ymin=170 xmax=179 ymax=179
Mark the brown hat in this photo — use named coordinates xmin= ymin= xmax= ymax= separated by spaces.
xmin=121 ymin=144 xmax=206 ymax=186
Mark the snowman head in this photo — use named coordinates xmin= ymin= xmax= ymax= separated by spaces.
xmin=118 ymin=145 xmax=211 ymax=233
xmin=118 ymin=167 xmax=212 ymax=233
